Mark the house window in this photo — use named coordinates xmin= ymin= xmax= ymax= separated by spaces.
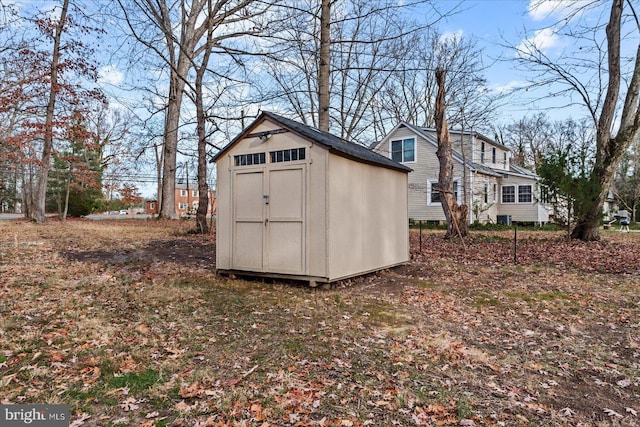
xmin=480 ymin=142 xmax=485 ymax=163
xmin=429 ymin=181 xmax=458 ymax=205
xmin=502 ymin=185 xmax=515 ymax=203
xmin=192 ymin=201 xmax=199 ymax=209
xmin=180 ymin=190 xmax=187 ymax=197
xmin=270 ymin=148 xmax=305 ymax=163
xmin=192 ymin=190 xmax=198 ymax=197
xmin=391 ymin=138 xmax=415 ymax=163
xmin=492 ymin=147 xmax=496 ymax=163
xmin=503 ymin=152 xmax=507 ymax=167
xmin=540 ymin=185 xmax=552 ymax=204
xmin=518 ymin=185 xmax=532 ymax=203
xmin=234 ymin=152 xmax=266 ymax=166
xmin=178 ymin=202 xmax=188 ymax=210
xmin=493 ymin=184 xmax=498 ymax=202
xmin=483 ymin=183 xmax=488 ymax=204
xmin=149 ymin=203 xmax=155 ymax=210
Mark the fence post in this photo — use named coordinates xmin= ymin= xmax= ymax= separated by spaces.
xmin=513 ymin=223 xmax=517 ymax=264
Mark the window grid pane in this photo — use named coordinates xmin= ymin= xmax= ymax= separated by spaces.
xmin=431 ymin=182 xmax=441 ymax=204
xmin=270 ymin=148 xmax=306 ymax=163
xmin=518 ymin=185 xmax=532 ymax=203
xmin=403 ymin=139 xmax=415 ymax=162
xmin=502 ymin=186 xmax=515 ymax=203
xmin=234 ymin=153 xmax=266 ymax=167
xmin=391 ymin=140 xmax=402 ymax=162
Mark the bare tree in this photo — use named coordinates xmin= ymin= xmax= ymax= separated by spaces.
xmin=372 ymin=29 xmax=496 ymax=141
xmin=33 ymin=0 xmax=70 ymax=223
xmin=434 ymin=68 xmax=468 ymax=239
xmin=513 ymin=0 xmax=640 ymax=240
xmin=318 ymin=0 xmax=331 ymax=131
xmin=263 ymin=0 xmax=448 ymax=143
xmin=613 ymin=134 xmax=640 ymax=222
xmin=117 ymin=0 xmax=264 ymax=219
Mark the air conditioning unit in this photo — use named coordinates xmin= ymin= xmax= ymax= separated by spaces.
xmin=497 ymin=215 xmax=512 ymax=225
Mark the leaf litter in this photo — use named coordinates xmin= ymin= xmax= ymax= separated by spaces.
xmin=0 ymin=220 xmax=638 ymax=426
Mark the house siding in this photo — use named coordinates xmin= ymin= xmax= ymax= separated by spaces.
xmin=377 ymin=123 xmax=549 ymax=224
xmin=376 ymin=125 xmax=466 ymax=221
xmin=499 ymin=175 xmax=549 ymax=222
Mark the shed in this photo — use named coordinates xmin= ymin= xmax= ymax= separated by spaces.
xmin=213 ymin=111 xmax=411 ymax=285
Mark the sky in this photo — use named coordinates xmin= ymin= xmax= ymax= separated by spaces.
xmin=433 ymin=0 xmax=601 ymax=123
xmin=5 ymin=0 xmax=633 ymax=197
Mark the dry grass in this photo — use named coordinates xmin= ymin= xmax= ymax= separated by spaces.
xmin=0 ymin=219 xmax=639 ymax=426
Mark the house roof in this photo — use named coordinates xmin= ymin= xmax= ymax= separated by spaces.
xmin=509 ymin=163 xmax=538 ymax=178
xmin=212 ymin=111 xmax=412 ymax=173
xmin=420 ymin=127 xmax=510 ymax=152
xmin=373 ymin=122 xmax=538 ymax=179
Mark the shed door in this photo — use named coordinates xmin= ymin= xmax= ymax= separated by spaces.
xmin=232 ymin=165 xmax=306 ymax=274
xmin=233 ymin=170 xmax=265 ymax=271
xmin=266 ymin=166 xmax=305 ymax=274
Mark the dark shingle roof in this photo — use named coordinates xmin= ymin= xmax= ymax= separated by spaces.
xmin=212 ymin=111 xmax=412 ymax=173
xmin=510 ymin=163 xmax=538 ymax=178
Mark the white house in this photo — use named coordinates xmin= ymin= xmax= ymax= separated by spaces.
xmin=372 ymin=122 xmax=552 ymax=225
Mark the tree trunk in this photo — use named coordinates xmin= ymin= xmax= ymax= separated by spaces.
xmin=158 ymin=68 xmax=187 ymax=219
xmin=434 ymin=68 xmax=468 ymax=239
xmin=571 ymin=0 xmax=640 ymax=241
xmin=62 ymin=173 xmax=70 ymax=222
xmin=194 ymin=15 xmax=212 ymax=234
xmin=34 ymin=0 xmax=69 ymax=224
xmin=154 ymin=142 xmax=163 ymax=214
xmin=317 ymin=0 xmax=331 ymax=131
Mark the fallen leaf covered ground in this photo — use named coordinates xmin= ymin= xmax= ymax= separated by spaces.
xmin=0 ymin=219 xmax=638 ymax=426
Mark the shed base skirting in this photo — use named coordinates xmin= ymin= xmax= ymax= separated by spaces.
xmin=216 ymin=262 xmax=407 ymax=287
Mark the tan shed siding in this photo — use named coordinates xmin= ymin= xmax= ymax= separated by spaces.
xmin=306 ymin=143 xmax=328 ymax=278
xmin=498 ymin=175 xmax=546 ymax=222
xmin=327 ymin=155 xmax=364 ymax=279
xmin=217 ymin=118 xmax=325 ymax=276
xmin=215 ymin=154 xmax=232 ymax=270
xmin=327 ymin=154 xmax=408 ymax=280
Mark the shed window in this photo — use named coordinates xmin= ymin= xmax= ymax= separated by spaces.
xmin=234 ymin=153 xmax=266 ymax=167
xmin=391 ymin=138 xmax=415 ymax=162
xmin=270 ymin=148 xmax=305 ymax=163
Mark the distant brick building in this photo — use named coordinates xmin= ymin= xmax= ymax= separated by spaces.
xmin=145 ymin=182 xmax=216 ymax=217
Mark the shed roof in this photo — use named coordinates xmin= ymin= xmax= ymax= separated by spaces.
xmin=212 ymin=111 xmax=412 ymax=173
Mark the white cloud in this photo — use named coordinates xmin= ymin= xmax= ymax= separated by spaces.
xmin=528 ymin=0 xmax=591 ymax=21
xmin=98 ymin=65 xmax=124 ymax=86
xmin=516 ymin=27 xmax=560 ymax=56
xmin=439 ymin=29 xmax=464 ymax=44
xmin=490 ymin=80 xmax=528 ymax=95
